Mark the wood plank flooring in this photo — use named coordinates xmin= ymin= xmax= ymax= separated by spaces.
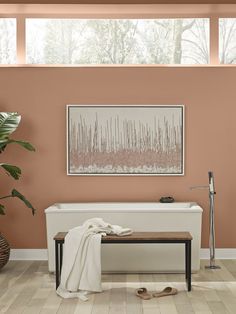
xmin=1 ymin=260 xmax=236 ymax=313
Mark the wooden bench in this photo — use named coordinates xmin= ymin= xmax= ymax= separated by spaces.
xmin=54 ymin=231 xmax=192 ymax=291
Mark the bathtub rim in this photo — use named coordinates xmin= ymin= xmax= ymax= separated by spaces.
xmin=45 ymin=202 xmax=203 ymax=213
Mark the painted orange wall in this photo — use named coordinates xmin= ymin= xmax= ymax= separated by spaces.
xmin=0 ymin=1 xmax=236 ymax=3
xmin=0 ymin=66 xmax=235 ymax=249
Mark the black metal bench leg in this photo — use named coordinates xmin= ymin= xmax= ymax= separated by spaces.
xmin=185 ymin=242 xmax=187 ymax=279
xmin=59 ymin=243 xmax=63 ymax=276
xmin=186 ymin=240 xmax=192 ymax=291
xmin=55 ymin=240 xmax=60 ymax=289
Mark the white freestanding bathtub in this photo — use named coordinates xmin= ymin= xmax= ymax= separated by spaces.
xmin=45 ymin=202 xmax=203 ymax=273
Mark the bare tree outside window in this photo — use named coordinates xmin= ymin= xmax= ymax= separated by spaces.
xmin=25 ymin=18 xmax=209 ymax=65
xmin=138 ymin=19 xmax=209 ymax=64
xmin=182 ymin=19 xmax=209 ymax=64
xmin=219 ymin=18 xmax=236 ymax=64
xmin=0 ymin=19 xmax=16 ymax=64
xmin=78 ymin=20 xmax=139 ymax=64
xmin=44 ymin=20 xmax=87 ymax=64
xmin=26 ymin=19 xmax=87 ymax=64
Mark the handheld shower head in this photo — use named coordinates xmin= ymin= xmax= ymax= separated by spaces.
xmin=208 ymin=171 xmax=216 ymax=194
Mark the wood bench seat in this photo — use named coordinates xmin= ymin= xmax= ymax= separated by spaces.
xmin=54 ymin=231 xmax=192 ymax=291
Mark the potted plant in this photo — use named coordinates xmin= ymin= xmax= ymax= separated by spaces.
xmin=0 ymin=112 xmax=36 ymax=269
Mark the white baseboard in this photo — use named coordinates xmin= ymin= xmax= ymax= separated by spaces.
xmin=10 ymin=249 xmax=48 ymax=260
xmin=200 ymin=249 xmax=236 ymax=259
xmin=9 ymin=248 xmax=236 ymax=261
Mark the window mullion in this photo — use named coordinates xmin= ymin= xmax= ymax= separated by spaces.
xmin=210 ymin=17 xmax=219 ymax=65
xmin=17 ymin=16 xmax=26 ymax=64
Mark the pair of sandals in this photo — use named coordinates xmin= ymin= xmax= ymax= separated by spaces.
xmin=136 ymin=287 xmax=178 ymax=300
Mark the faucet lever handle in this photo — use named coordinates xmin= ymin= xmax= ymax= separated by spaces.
xmin=189 ymin=185 xmax=209 ymax=190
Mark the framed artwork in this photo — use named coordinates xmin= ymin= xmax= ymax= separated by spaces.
xmin=67 ymin=105 xmax=184 ymax=176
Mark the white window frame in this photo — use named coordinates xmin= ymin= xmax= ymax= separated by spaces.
xmin=0 ymin=4 xmax=236 ymax=67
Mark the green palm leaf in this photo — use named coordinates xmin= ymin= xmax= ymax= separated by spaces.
xmin=0 ymin=140 xmax=35 ymax=152
xmin=0 ymin=112 xmax=36 ymax=217
xmin=11 ymin=189 xmax=36 ymax=215
xmin=0 ymin=204 xmax=5 ymax=215
xmin=0 ymin=140 xmax=7 ymax=153
xmin=0 ymin=112 xmax=21 ymax=139
xmin=0 ymin=163 xmax=21 ymax=180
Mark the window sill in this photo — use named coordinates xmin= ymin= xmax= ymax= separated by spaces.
xmin=0 ymin=64 xmax=236 ymax=68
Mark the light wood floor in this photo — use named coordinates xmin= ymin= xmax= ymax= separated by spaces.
xmin=1 ymin=260 xmax=236 ymax=313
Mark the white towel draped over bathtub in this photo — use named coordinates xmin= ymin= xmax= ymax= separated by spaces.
xmin=56 ymin=218 xmax=132 ymax=301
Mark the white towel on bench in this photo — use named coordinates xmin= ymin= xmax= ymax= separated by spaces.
xmin=56 ymin=218 xmax=132 ymax=300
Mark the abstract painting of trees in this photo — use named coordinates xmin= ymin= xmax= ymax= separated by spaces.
xmin=68 ymin=106 xmax=184 ymax=175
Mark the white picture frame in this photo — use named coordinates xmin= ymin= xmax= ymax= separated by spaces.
xmin=67 ymin=105 xmax=184 ymax=176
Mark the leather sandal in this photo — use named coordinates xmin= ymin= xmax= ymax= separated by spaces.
xmin=152 ymin=287 xmax=178 ymax=298
xmin=135 ymin=287 xmax=153 ymax=300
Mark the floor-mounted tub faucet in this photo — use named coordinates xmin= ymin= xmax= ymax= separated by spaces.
xmin=190 ymin=172 xmax=220 ymax=269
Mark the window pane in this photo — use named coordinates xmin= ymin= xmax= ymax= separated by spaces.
xmin=0 ymin=19 xmax=16 ymax=64
xmin=219 ymin=18 xmax=236 ymax=64
xmin=26 ymin=18 xmax=209 ymax=65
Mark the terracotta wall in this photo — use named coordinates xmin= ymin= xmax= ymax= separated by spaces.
xmin=0 ymin=66 xmax=235 ymax=249
xmin=1 ymin=1 xmax=236 ymax=4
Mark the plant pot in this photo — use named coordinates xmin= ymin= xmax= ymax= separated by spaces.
xmin=0 ymin=233 xmax=10 ymax=269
